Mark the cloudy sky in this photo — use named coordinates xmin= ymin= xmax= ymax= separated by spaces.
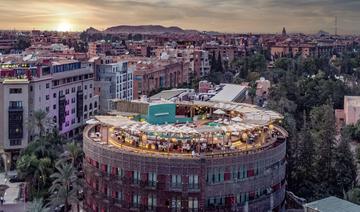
xmin=0 ymin=0 xmax=359 ymax=34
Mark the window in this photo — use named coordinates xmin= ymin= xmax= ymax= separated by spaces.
xmin=46 ymin=95 xmax=50 ymax=100
xmin=171 ymin=175 xmax=182 ymax=188
xmin=10 ymin=139 xmax=21 ymax=146
xmin=133 ymin=171 xmax=140 ymax=184
xmin=189 ymin=175 xmax=199 ymax=189
xmin=148 ymin=194 xmax=157 ymax=210
xmin=72 ymin=87 xmax=76 ymax=93
xmin=117 ymin=168 xmax=124 ymax=177
xmin=188 ymin=197 xmax=198 ymax=211
xmin=53 ymin=93 xmax=57 ymax=98
xmin=9 ymin=88 xmax=22 ymax=94
xmin=116 ymin=191 xmax=122 ymax=201
xmin=9 ymin=101 xmax=22 ymax=108
xmin=71 ymin=98 xmax=76 ymax=103
xmin=71 ymin=108 xmax=76 ymax=114
xmin=53 ymin=104 xmax=56 ymax=110
xmin=236 ymin=193 xmax=249 ymax=204
xmin=171 ymin=197 xmax=181 ymax=211
xmin=148 ymin=172 xmax=157 ymax=187
xmin=46 ymin=83 xmax=50 ymax=88
xmin=84 ymin=85 xmax=87 ymax=90
xmin=132 ymin=194 xmax=140 ymax=207
xmin=46 ymin=107 xmax=49 ymax=112
xmin=65 ymin=89 xmax=69 ymax=94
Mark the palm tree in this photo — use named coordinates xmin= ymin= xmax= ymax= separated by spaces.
xmin=27 ymin=198 xmax=50 ymax=212
xmin=33 ymin=110 xmax=49 ymax=137
xmin=35 ymin=158 xmax=52 ymax=195
xmin=49 ymin=161 xmax=80 ymax=212
xmin=16 ymin=154 xmax=38 ymax=182
xmin=63 ymin=142 xmax=83 ymax=168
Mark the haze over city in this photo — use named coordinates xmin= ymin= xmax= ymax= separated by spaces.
xmin=0 ymin=0 xmax=360 ymax=34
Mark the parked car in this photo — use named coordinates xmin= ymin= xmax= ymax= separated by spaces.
xmin=9 ymin=175 xmax=24 ymax=183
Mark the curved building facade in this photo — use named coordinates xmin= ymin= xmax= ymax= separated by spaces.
xmin=83 ymin=100 xmax=287 ymax=212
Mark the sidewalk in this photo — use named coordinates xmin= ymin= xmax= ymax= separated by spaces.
xmin=0 ymin=172 xmax=25 ymax=212
xmin=0 ymin=171 xmax=22 ymax=204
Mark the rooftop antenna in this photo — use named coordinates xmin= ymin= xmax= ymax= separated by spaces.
xmin=334 ymin=16 xmax=338 ymax=36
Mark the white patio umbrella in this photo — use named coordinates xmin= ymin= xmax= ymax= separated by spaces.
xmin=214 ymin=109 xmax=226 ymax=115
xmin=86 ymin=119 xmax=99 ymax=125
xmin=231 ymin=116 xmax=243 ymax=122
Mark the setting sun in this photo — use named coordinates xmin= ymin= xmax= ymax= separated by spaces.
xmin=56 ymin=21 xmax=72 ymax=32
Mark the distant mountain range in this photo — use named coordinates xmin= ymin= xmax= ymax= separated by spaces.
xmin=84 ymin=25 xmax=199 ymax=34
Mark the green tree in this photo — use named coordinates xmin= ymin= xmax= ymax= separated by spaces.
xmin=248 ymin=82 xmax=257 ymax=104
xmin=293 ymin=116 xmax=317 ymax=198
xmin=49 ymin=161 xmax=80 ymax=212
xmin=274 ymin=57 xmax=293 ymax=71
xmin=334 ymin=136 xmax=357 ymax=195
xmin=27 ymin=198 xmax=50 ymax=212
xmin=15 ymin=35 xmax=31 ymax=51
xmin=62 ymin=142 xmax=83 ymax=169
xmin=16 ymin=132 xmax=66 ymax=200
xmin=32 ymin=110 xmax=51 ymax=137
xmin=345 ymin=188 xmax=360 ymax=205
xmin=356 ymin=146 xmax=360 ymax=163
xmin=310 ymin=104 xmax=337 ymax=197
xmin=217 ymin=52 xmax=224 ymax=73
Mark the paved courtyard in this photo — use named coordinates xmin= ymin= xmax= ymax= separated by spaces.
xmin=0 ymin=172 xmax=26 ymax=212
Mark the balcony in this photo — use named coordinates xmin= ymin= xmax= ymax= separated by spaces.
xmin=8 ymin=106 xmax=23 ymax=112
xmin=169 ymin=183 xmax=183 ymax=191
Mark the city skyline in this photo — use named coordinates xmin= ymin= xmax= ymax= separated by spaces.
xmin=0 ymin=0 xmax=360 ymax=34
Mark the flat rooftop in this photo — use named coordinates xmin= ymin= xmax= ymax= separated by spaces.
xmin=304 ymin=196 xmax=360 ymax=212
xmin=210 ymin=84 xmax=247 ymax=102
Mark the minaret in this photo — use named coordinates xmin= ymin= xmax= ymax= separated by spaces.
xmin=335 ymin=16 xmax=338 ymax=36
xmin=282 ymin=27 xmax=287 ymax=36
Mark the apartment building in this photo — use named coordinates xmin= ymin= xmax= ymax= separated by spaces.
xmin=0 ymin=60 xmax=99 ymax=169
xmin=29 ymin=60 xmax=99 ymax=137
xmin=133 ymin=60 xmax=189 ymax=99
xmin=192 ymin=49 xmax=210 ymax=78
xmin=95 ymin=61 xmax=133 ymax=112
xmin=0 ymin=78 xmax=29 ymax=170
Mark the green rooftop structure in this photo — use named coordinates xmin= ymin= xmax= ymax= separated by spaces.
xmin=304 ymin=196 xmax=360 ymax=212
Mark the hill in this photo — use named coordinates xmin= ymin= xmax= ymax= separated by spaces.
xmin=103 ymin=25 xmax=198 ymax=34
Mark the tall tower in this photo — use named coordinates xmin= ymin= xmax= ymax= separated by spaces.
xmin=282 ymin=27 xmax=287 ymax=36
xmin=335 ymin=16 xmax=338 ymax=36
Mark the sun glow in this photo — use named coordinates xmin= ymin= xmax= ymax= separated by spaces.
xmin=56 ymin=21 xmax=72 ymax=32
